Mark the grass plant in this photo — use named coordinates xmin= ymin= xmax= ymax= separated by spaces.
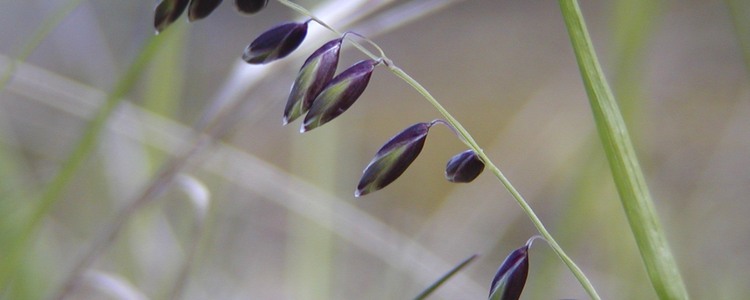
xmin=5 ymin=0 xmax=748 ymax=299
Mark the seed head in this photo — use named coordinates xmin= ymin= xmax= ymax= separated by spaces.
xmin=445 ymin=150 xmax=485 ymax=183
xmin=356 ymin=122 xmax=432 ymax=197
xmin=235 ymin=0 xmax=268 ymax=14
xmin=302 ymin=59 xmax=378 ymax=132
xmin=284 ymin=38 xmax=343 ymax=125
xmin=154 ymin=0 xmax=189 ymax=33
xmin=242 ymin=21 xmax=309 ymax=65
xmin=489 ymin=244 xmax=530 ymax=300
xmin=188 ymin=0 xmax=223 ymax=21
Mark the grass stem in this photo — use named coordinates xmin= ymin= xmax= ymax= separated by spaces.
xmin=558 ymin=1 xmax=689 ymax=299
xmin=387 ymin=66 xmax=602 ymax=300
xmin=275 ymin=1 xmax=601 ymax=298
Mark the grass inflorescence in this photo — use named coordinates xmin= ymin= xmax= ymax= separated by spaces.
xmin=2 ymin=0 xmax=706 ymax=299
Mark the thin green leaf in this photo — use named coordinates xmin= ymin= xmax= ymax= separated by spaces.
xmin=559 ymin=1 xmax=689 ymax=299
xmin=412 ymin=254 xmax=478 ymax=300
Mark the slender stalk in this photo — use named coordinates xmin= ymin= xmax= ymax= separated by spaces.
xmin=52 ymin=1 xmax=430 ymax=298
xmin=559 ymin=1 xmax=689 ymax=299
xmin=277 ymin=0 xmax=379 ymax=59
xmin=275 ymin=1 xmax=601 ymax=298
xmin=387 ymin=66 xmax=600 ymax=300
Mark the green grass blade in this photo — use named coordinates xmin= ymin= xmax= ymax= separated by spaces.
xmin=0 ymin=32 xmax=165 ymax=290
xmin=142 ymin=21 xmax=188 ymax=171
xmin=412 ymin=254 xmax=478 ymax=300
xmin=143 ymin=22 xmax=187 ymax=118
xmin=558 ymin=1 xmax=689 ymax=299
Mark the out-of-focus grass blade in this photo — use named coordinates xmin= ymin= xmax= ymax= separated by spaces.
xmin=144 ymin=22 xmax=187 ymax=119
xmin=0 ymin=32 xmax=166 ymax=290
xmin=168 ymin=175 xmax=211 ymax=300
xmin=558 ymin=1 xmax=689 ymax=299
xmin=412 ymin=254 xmax=478 ymax=300
xmin=83 ymin=271 xmax=148 ymax=300
xmin=0 ymin=0 xmax=85 ymax=91
xmin=0 ymin=0 xmax=85 ymax=293
xmin=725 ymin=0 xmax=750 ymax=74
xmin=142 ymin=21 xmax=187 ymax=172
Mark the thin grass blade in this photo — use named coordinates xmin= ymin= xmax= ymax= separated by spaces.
xmin=559 ymin=1 xmax=689 ymax=298
xmin=412 ymin=254 xmax=478 ymax=300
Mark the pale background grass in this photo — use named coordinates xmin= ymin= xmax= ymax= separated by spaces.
xmin=1 ymin=0 xmax=748 ymax=299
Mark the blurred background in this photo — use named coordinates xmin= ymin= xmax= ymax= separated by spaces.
xmin=1 ymin=0 xmax=749 ymax=299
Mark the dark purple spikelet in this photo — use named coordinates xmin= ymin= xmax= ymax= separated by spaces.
xmin=301 ymin=59 xmax=378 ymax=132
xmin=283 ymin=38 xmax=343 ymax=125
xmin=235 ymin=0 xmax=268 ymax=14
xmin=187 ymin=0 xmax=223 ymax=21
xmin=489 ymin=244 xmax=530 ymax=300
xmin=355 ymin=122 xmax=432 ymax=197
xmin=445 ymin=150 xmax=485 ymax=183
xmin=154 ymin=0 xmax=190 ymax=33
xmin=242 ymin=21 xmax=309 ymax=64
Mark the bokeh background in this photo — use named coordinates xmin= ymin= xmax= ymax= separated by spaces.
xmin=1 ymin=0 xmax=749 ymax=299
